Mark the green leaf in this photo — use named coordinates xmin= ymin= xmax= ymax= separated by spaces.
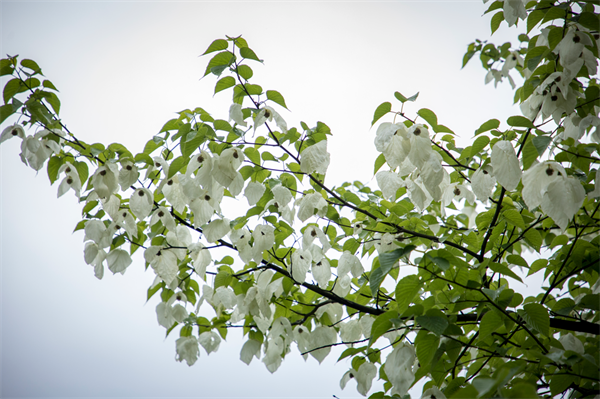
xmin=532 ymin=136 xmax=552 ymax=156
xmin=578 ymin=11 xmax=600 ymax=31
xmin=47 ymin=156 xmax=63 ymax=184
xmin=74 ymin=161 xmax=89 ymax=185
xmin=406 ymin=92 xmax=419 ymax=102
xmin=20 ymin=59 xmax=42 ymax=74
xmin=527 ymin=10 xmax=545 ymax=33
xmin=578 ymin=294 xmax=600 ymax=311
xmin=167 ymin=156 xmax=188 ymax=179
xmin=373 ymin=153 xmax=386 ymax=175
xmin=204 ymin=51 xmax=235 ymax=77
xmin=0 ymin=104 xmax=15 ymax=124
xmin=415 ymin=315 xmax=448 ymax=336
xmin=244 ymin=147 xmax=261 ymax=165
xmin=371 ymin=245 xmax=415 ymax=294
xmin=43 ymin=80 xmax=58 ymax=91
xmin=394 ymin=91 xmax=407 ymax=102
xmin=415 ymin=331 xmax=439 ymax=367
xmin=417 ymin=108 xmax=437 ymax=129
xmin=507 ymin=115 xmax=533 ymax=128
xmin=475 ymin=119 xmax=500 ymax=135
xmin=214 ymin=76 xmax=235 ymax=94
xmin=395 ymin=275 xmax=420 ymax=315
xmin=471 ymin=135 xmax=490 ymax=155
xmin=371 ymin=101 xmax=391 ymax=126
xmin=239 ymin=47 xmax=261 ymax=62
xmin=368 ymin=311 xmax=398 ymax=346
xmin=488 ymin=262 xmax=523 ymax=283
xmin=491 ymin=11 xmax=504 ymax=34
xmin=479 ymin=311 xmax=504 ymax=342
xmin=266 ymin=90 xmax=288 ymax=109
xmin=523 ymin=228 xmax=542 ymax=252
xmin=549 ymin=374 xmax=577 ymax=397
xmin=202 ymin=39 xmax=228 ymax=55
xmin=521 ymin=138 xmax=539 ymax=170
xmin=506 ymin=254 xmax=528 ymax=268
xmin=527 ymin=259 xmax=547 ymax=276
xmin=503 ymin=209 xmax=525 ymax=229
xmin=520 ymin=303 xmax=549 ymax=336
xmin=3 ymin=78 xmax=23 ymax=104
xmin=427 ymin=254 xmax=450 ymax=271
xmin=236 ymin=64 xmax=253 ymax=80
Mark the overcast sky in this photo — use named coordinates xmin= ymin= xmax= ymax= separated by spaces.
xmin=1 ymin=1 xmax=526 ymax=398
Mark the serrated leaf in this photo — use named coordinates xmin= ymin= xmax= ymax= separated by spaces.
xmin=371 ymin=102 xmax=391 ymax=126
xmin=521 ymin=303 xmax=549 ymax=336
xmin=415 ymin=315 xmax=448 ymax=336
xmin=479 ymin=311 xmax=504 ymax=342
xmin=523 ymin=228 xmax=542 ymax=252
xmin=202 ymin=39 xmax=228 ymax=55
xmin=214 ymin=76 xmax=235 ymax=94
xmin=266 ymin=90 xmax=288 ymax=109
xmin=416 ymin=331 xmax=439 ymax=367
xmin=532 ymin=136 xmax=552 ymax=156
xmin=368 ymin=311 xmax=398 ymax=346
xmin=371 ymin=245 xmax=415 ymax=293
xmin=395 ymin=275 xmax=420 ymax=315
xmin=488 ymin=262 xmax=523 ymax=283
xmin=503 ymin=209 xmax=525 ymax=229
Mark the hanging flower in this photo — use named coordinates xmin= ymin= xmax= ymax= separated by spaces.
xmin=229 ymin=103 xmax=247 ymax=127
xmin=300 ymin=140 xmax=330 ymax=175
xmin=491 ymin=140 xmax=521 ymax=191
xmin=254 ymin=106 xmax=287 ymax=133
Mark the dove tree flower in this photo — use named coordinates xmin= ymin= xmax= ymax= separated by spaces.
xmin=2 ymin=4 xmax=600 ymax=398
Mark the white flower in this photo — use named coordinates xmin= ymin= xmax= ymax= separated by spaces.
xmin=522 ymin=161 xmax=567 ymax=210
xmin=406 ymin=178 xmax=432 ymax=212
xmin=355 ymin=362 xmax=377 ymax=396
xmin=254 ymin=106 xmax=287 ymax=133
xmin=471 ymin=165 xmax=496 ymax=202
xmin=212 ymin=148 xmax=244 ymax=195
xmin=541 ymin=175 xmax=585 ymax=231
xmin=176 ymin=336 xmax=200 ymax=366
xmin=272 ymin=184 xmax=292 ymax=206
xmin=308 ymin=325 xmax=336 ymax=364
xmin=385 ymin=343 xmax=416 ymax=397
xmin=296 ymin=193 xmax=327 ymax=222
xmin=118 ymin=161 xmax=139 ymax=190
xmin=106 ymin=249 xmax=132 ymax=275
xmin=420 ymin=151 xmax=445 ymax=201
xmin=407 ymin=124 xmax=432 ymax=169
xmin=442 ymin=183 xmax=475 ymax=208
xmin=0 ymin=123 xmax=25 ymax=144
xmin=262 ymin=336 xmax=284 ymax=373
xmin=559 ymin=333 xmax=584 ymax=355
xmin=376 ymin=171 xmax=404 ymax=200
xmin=20 ymin=134 xmax=59 ymax=171
xmin=148 ymin=247 xmax=178 ymax=284
xmin=156 ymin=302 xmax=175 ymax=328
xmin=57 ymin=162 xmax=81 ymax=198
xmin=150 ymin=206 xmax=176 ymax=231
xmin=240 ymin=339 xmax=261 ymax=365
xmin=130 ymin=188 xmax=153 ymax=220
xmin=491 ymin=140 xmax=521 ymax=191
xmin=244 ymin=182 xmax=265 ymax=205
xmin=302 ymin=225 xmax=331 ymax=252
xmin=198 ymin=331 xmax=221 ymax=355
xmin=203 ymin=218 xmax=231 ymax=243
xmin=311 ymin=258 xmax=331 ymax=288
xmin=291 ymin=248 xmax=312 ymax=282
xmin=421 ymin=386 xmax=447 ymax=399
xmin=338 ymin=251 xmax=364 ymax=278
xmin=92 ymin=163 xmax=119 ymax=199
xmin=189 ymin=192 xmax=216 ymax=228
xmin=555 ymin=29 xmax=593 ymax=67
xmin=84 ymin=220 xmax=112 ymax=248
xmin=253 ymin=224 xmax=275 ymax=262
xmin=189 ymin=242 xmax=212 ymax=279
xmin=503 ymin=0 xmax=527 ymax=26
xmin=300 ymin=140 xmax=330 ymax=175
xmin=340 ymin=319 xmax=362 ymax=343
xmin=163 ymin=175 xmax=187 ymax=214
xmin=229 ymin=103 xmax=247 ymax=127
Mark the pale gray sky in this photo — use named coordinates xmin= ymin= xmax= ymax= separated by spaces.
xmin=1 ymin=1 xmax=524 ymax=398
